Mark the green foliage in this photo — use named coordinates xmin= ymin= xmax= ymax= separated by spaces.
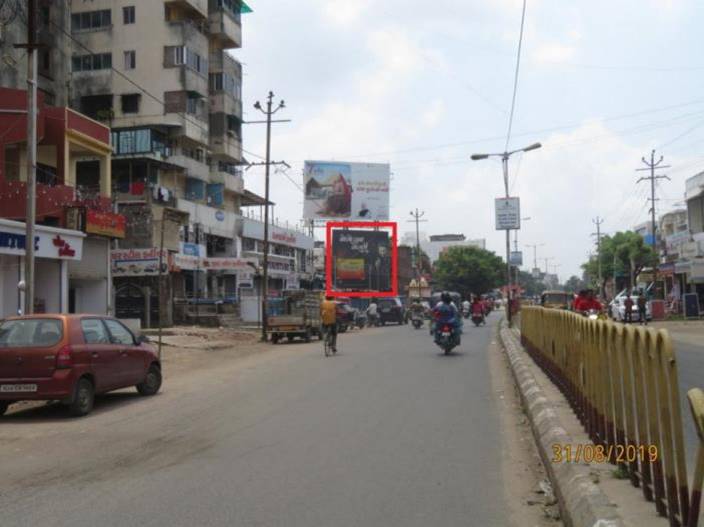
xmin=434 ymin=246 xmax=504 ymax=295
xmin=517 ymin=270 xmax=547 ymax=297
xmin=563 ymin=275 xmax=587 ymax=293
xmin=581 ymin=231 xmax=658 ymax=290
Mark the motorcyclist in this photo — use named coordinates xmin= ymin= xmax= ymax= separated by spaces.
xmin=432 ymin=292 xmax=461 ymax=344
xmin=461 ymin=298 xmax=471 ymax=317
xmin=573 ymin=290 xmax=589 ymax=312
xmin=471 ymin=296 xmax=485 ymax=318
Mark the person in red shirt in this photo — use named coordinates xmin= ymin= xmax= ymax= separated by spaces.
xmin=573 ymin=290 xmax=589 ymax=312
xmin=585 ymin=290 xmax=603 ymax=311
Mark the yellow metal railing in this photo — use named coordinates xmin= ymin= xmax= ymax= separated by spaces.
xmin=520 ymin=306 xmax=704 ymax=527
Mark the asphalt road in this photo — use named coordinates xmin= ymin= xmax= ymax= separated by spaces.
xmin=0 ymin=318 xmax=510 ymax=527
xmin=669 ymin=334 xmax=704 ymax=470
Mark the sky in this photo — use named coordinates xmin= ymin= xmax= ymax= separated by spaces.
xmin=236 ymin=0 xmax=704 ymax=281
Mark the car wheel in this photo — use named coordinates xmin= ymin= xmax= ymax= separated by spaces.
xmin=69 ymin=378 xmax=95 ymax=417
xmin=137 ymin=364 xmax=162 ymax=396
xmin=0 ymin=401 xmax=9 ymax=417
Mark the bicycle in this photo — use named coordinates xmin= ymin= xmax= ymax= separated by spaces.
xmin=323 ymin=324 xmax=337 ymax=357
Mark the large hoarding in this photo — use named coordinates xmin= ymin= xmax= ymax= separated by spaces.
xmin=303 ymin=161 xmax=390 ymax=221
xmin=326 ymin=222 xmax=398 ymax=297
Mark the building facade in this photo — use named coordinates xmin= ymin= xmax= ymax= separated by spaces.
xmin=0 ymin=87 xmax=122 ymax=318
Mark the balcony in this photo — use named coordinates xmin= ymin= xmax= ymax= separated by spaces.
xmin=210 ymin=92 xmax=242 ymax=120
xmin=209 ymin=133 xmax=242 ymax=162
xmin=168 ymin=152 xmax=210 ymax=181
xmin=166 ymin=0 xmax=208 ymax=19
xmin=209 ymin=8 xmax=242 ymax=48
xmin=210 ymin=167 xmax=244 ymax=193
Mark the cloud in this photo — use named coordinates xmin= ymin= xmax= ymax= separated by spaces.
xmin=530 ymin=43 xmax=576 ymax=64
xmin=421 ymin=99 xmax=447 ymax=128
xmin=315 ymin=0 xmax=374 ymax=25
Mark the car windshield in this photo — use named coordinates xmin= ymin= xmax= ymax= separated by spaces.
xmin=0 ymin=319 xmax=63 ymax=348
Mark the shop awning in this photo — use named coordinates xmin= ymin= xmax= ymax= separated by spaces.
xmin=241 ymin=1 xmax=253 ymax=13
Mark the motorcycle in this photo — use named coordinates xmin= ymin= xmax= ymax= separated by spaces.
xmin=367 ymin=313 xmax=381 ymax=327
xmin=355 ymin=311 xmax=367 ymax=329
xmin=462 ymin=307 xmax=470 ymax=319
xmin=435 ymin=324 xmax=459 ymax=354
xmin=411 ymin=313 xmax=423 ymax=329
xmin=471 ymin=313 xmax=485 ymax=327
xmin=582 ymin=309 xmax=606 ymax=321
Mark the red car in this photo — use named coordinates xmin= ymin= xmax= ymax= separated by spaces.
xmin=0 ymin=315 xmax=162 ymax=417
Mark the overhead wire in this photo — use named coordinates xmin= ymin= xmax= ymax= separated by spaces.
xmin=504 ymin=0 xmax=528 ymax=152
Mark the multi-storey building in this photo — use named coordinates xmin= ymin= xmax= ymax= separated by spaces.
xmin=0 ymin=0 xmax=72 ymax=106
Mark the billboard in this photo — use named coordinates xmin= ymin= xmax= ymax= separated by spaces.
xmin=303 ymin=161 xmax=390 ymax=221
xmin=326 ymin=222 xmax=398 ymax=298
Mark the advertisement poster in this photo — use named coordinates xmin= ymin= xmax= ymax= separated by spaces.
xmin=111 ymin=248 xmax=169 ymax=276
xmin=332 ymin=230 xmax=392 ymax=292
xmin=303 ymin=161 xmax=390 ymax=221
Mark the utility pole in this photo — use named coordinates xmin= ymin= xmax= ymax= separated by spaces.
xmin=525 ymin=243 xmax=544 ymax=271
xmin=591 ymin=216 xmax=604 ymax=298
xmin=15 ymin=0 xmax=40 ymax=314
xmin=637 ymin=150 xmax=670 ymax=299
xmin=543 ymin=257 xmax=555 ymax=275
xmin=408 ymin=209 xmax=427 ymax=299
xmin=251 ymin=91 xmax=287 ymax=342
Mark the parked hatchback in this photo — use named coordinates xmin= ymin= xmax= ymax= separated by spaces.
xmin=378 ymin=298 xmax=405 ymax=325
xmin=0 ymin=315 xmax=162 ymax=417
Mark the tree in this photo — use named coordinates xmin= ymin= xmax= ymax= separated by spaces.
xmin=563 ymin=275 xmax=586 ymax=293
xmin=517 ymin=269 xmax=547 ymax=297
xmin=581 ymin=231 xmax=658 ymax=294
xmin=434 ymin=246 xmax=504 ymax=295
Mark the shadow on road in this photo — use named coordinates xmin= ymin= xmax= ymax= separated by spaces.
xmin=1 ymin=391 xmax=147 ymax=423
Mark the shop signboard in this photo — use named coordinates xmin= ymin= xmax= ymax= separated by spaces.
xmin=111 ymin=248 xmax=169 ymax=276
xmin=690 ymin=260 xmax=704 ymax=284
xmin=86 ymin=210 xmax=126 ymax=238
xmin=201 ymin=257 xmax=258 ymax=272
xmin=0 ymin=220 xmax=83 ymax=260
xmin=242 ymin=218 xmax=314 ymax=250
xmin=495 ymin=197 xmax=521 ymax=230
xmin=303 ymin=161 xmax=390 ymax=221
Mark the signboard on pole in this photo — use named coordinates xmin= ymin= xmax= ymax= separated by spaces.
xmin=303 ymin=161 xmax=390 ymax=221
xmin=495 ymin=197 xmax=521 ymax=230
xmin=509 ymin=251 xmax=523 ymax=266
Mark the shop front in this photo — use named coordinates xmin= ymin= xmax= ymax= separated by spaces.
xmin=0 ymin=219 xmax=84 ymax=318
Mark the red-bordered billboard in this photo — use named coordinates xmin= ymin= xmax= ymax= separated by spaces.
xmin=325 ymin=221 xmax=398 ymax=298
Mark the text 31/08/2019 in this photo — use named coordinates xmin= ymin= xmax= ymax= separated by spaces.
xmin=551 ymin=444 xmax=658 ymax=464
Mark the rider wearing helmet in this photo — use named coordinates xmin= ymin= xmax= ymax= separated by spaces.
xmin=432 ymin=291 xmax=461 ymax=343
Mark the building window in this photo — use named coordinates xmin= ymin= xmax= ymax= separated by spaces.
xmin=123 ymin=6 xmax=135 ymax=24
xmin=164 ymin=46 xmax=207 ymax=75
xmin=121 ymin=94 xmax=140 ymax=114
xmin=71 ymin=10 xmax=111 ymax=31
xmin=72 ymin=53 xmax=112 ymax=72
xmin=209 ymin=72 xmax=241 ymax=99
xmin=124 ymin=50 xmax=136 ymax=69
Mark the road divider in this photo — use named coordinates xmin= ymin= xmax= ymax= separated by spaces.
xmin=521 ymin=307 xmax=704 ymax=527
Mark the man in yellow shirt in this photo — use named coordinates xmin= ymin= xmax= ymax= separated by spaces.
xmin=320 ymin=296 xmax=338 ymax=353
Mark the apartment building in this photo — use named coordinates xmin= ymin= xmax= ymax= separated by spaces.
xmin=0 ymin=0 xmax=72 ymax=106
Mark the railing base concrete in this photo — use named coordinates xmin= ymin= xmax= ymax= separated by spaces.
xmin=499 ymin=320 xmax=625 ymax=527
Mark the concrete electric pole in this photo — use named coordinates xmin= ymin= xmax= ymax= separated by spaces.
xmin=14 ymin=0 xmax=40 ymax=314
xmin=591 ymin=216 xmax=604 ymax=298
xmin=408 ymin=209 xmax=427 ymax=299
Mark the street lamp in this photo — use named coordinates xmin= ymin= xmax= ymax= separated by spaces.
xmin=471 ymin=142 xmax=542 ymax=327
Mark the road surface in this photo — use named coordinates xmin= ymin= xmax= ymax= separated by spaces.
xmin=0 ymin=318 xmax=524 ymax=527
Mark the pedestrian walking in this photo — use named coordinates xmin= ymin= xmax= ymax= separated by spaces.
xmin=637 ymin=294 xmax=648 ymax=325
xmin=623 ymin=294 xmax=634 ymax=324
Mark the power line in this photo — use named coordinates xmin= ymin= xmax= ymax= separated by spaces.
xmin=504 ymin=0 xmax=528 ymax=152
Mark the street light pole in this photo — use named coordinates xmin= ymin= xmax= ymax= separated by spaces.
xmin=408 ymin=209 xmax=427 ymax=299
xmin=471 ymin=142 xmax=541 ymax=327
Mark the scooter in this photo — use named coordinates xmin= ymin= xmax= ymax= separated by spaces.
xmin=435 ymin=324 xmax=459 ymax=354
xmin=471 ymin=312 xmax=485 ymax=327
xmin=462 ymin=307 xmax=470 ymax=319
xmin=411 ymin=313 xmax=423 ymax=329
xmin=355 ymin=311 xmax=367 ymax=329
